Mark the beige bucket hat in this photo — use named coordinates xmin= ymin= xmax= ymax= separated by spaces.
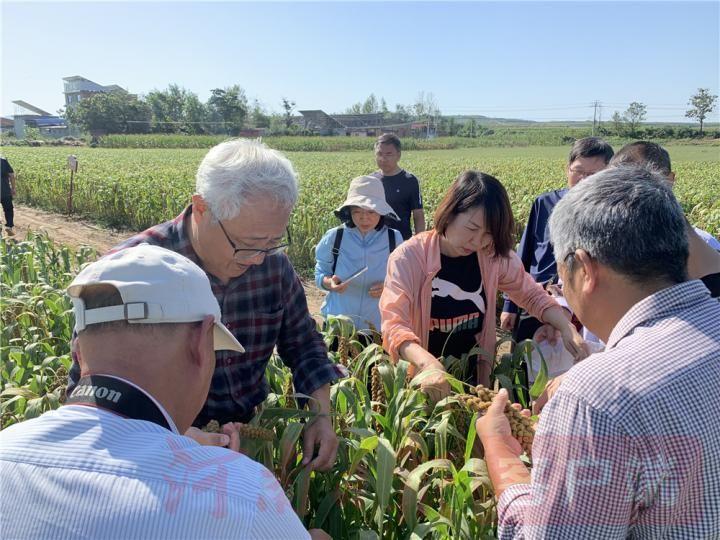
xmin=334 ymin=175 xmax=399 ymax=221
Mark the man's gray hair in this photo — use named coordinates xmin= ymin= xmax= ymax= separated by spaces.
xmin=195 ymin=139 xmax=299 ymax=221
xmin=549 ymin=165 xmax=688 ymax=284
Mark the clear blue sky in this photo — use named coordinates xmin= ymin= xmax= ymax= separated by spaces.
xmin=2 ymin=1 xmax=718 ymax=122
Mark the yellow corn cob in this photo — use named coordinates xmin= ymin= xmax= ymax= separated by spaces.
xmin=203 ymin=420 xmax=221 ymax=433
xmin=371 ymin=365 xmax=385 ymax=411
xmin=337 ymin=336 xmax=350 ymax=366
xmin=235 ymin=424 xmax=275 ymax=441
xmin=283 ymin=377 xmax=295 ymax=408
xmin=202 ymin=420 xmax=275 ymax=441
xmin=460 ymin=385 xmax=535 ymax=456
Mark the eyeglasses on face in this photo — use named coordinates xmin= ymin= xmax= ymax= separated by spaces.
xmin=217 ymin=220 xmax=291 ymax=261
xmin=568 ymin=167 xmax=602 ymax=178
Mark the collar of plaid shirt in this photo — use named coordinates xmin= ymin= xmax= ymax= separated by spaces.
xmin=605 ymin=278 xmax=714 ymax=349
xmin=70 ymin=206 xmax=346 ymax=427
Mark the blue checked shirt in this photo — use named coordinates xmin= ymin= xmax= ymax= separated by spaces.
xmin=498 ymin=280 xmax=720 ymax=538
xmin=68 ymin=207 xmax=345 ymax=426
xmin=0 ymin=405 xmax=309 ymax=539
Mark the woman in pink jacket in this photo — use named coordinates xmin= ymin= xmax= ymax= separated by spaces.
xmin=379 ymin=171 xmax=586 ymax=398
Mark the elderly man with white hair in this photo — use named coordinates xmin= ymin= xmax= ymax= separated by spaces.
xmin=67 ymin=139 xmax=345 ymax=471
xmin=476 ymin=166 xmax=720 ymax=538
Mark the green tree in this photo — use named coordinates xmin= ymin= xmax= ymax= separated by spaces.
xmin=624 ymin=102 xmax=646 ymax=136
xmin=362 ymin=93 xmax=379 ymax=114
xmin=208 ymin=85 xmax=248 ymax=135
xmin=685 ymin=88 xmax=718 ymax=135
xmin=64 ymin=92 xmax=151 ymax=134
xmin=268 ymin=114 xmax=288 ymax=135
xmin=144 ymin=85 xmax=207 ymax=134
xmin=344 ymin=102 xmax=362 ymax=114
xmin=183 ymin=93 xmax=208 ymax=134
xmin=281 ymin=98 xmax=296 ymax=129
xmin=611 ymin=111 xmax=626 ymax=136
xmin=250 ymin=99 xmax=271 ymax=128
xmin=394 ymin=104 xmax=412 ymax=122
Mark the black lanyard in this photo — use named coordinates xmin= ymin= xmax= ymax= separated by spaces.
xmin=66 ymin=375 xmax=172 ymax=431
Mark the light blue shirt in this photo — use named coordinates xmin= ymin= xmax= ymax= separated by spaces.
xmin=0 ymin=405 xmax=309 ymax=539
xmin=315 ymin=225 xmax=403 ymax=331
xmin=694 ymin=226 xmax=720 ymax=251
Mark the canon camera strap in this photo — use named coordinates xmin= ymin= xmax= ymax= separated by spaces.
xmin=66 ymin=375 xmax=172 ymax=431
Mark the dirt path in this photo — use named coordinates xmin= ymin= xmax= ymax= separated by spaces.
xmin=10 ymin=204 xmax=327 ymax=318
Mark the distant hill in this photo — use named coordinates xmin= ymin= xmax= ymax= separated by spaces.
xmin=446 ymin=115 xmax=537 ymax=126
xmin=446 ymin=115 xmax=716 ymax=129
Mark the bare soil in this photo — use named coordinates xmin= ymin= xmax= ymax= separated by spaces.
xmin=8 ymin=204 xmax=327 ymax=318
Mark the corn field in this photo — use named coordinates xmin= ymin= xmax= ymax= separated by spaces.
xmin=1 ymin=233 xmax=550 ymax=539
xmin=2 ymin=145 xmax=718 ymax=275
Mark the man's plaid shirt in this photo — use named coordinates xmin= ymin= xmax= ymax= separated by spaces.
xmin=69 ymin=206 xmax=346 ymax=426
xmin=498 ymin=280 xmax=720 ymax=538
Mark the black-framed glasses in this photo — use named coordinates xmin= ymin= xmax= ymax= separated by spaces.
xmin=217 ymin=220 xmax=291 ymax=260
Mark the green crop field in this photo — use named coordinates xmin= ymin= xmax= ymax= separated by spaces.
xmin=1 ymin=233 xmax=541 ymax=538
xmin=1 ymin=144 xmax=718 ymax=537
xmin=2 ymin=144 xmax=718 ymax=274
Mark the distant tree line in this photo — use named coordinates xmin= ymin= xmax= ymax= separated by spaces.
xmin=60 ymin=85 xmax=717 ymax=138
xmin=599 ymin=89 xmax=718 ymax=138
xmin=62 ymin=84 xmax=287 ymax=136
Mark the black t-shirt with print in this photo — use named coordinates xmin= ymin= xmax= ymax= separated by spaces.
xmin=375 ymin=169 xmax=422 ymax=240
xmin=428 ymin=253 xmax=486 ymax=380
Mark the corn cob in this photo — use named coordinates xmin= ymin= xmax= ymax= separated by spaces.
xmin=370 ymin=365 xmax=385 ymax=411
xmin=51 ymin=365 xmax=68 ymax=404
xmin=337 ymin=336 xmax=350 ymax=366
xmin=459 ymin=385 xmax=535 ymax=456
xmin=202 ymin=420 xmax=275 ymax=441
xmin=235 ymin=424 xmax=275 ymax=441
xmin=283 ymin=377 xmax=295 ymax=408
xmin=203 ymin=420 xmax=221 ymax=433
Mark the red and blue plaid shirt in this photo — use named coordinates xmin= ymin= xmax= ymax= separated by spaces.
xmin=69 ymin=206 xmax=346 ymax=426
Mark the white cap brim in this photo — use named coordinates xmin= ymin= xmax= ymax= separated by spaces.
xmin=213 ymin=323 xmax=244 ymax=352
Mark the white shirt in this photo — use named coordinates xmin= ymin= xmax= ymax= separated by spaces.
xmin=0 ymin=405 xmax=309 ymax=539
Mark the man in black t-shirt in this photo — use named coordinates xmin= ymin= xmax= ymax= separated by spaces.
xmin=373 ymin=133 xmax=425 ymax=240
xmin=1 ymin=157 xmax=16 ymax=236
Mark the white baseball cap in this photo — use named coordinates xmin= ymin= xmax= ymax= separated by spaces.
xmin=67 ymin=244 xmax=244 ymax=352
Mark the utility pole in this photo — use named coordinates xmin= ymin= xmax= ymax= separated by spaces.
xmin=592 ymin=100 xmax=599 ymax=136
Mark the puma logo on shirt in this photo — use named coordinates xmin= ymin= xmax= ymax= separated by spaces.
xmin=431 ymin=277 xmax=486 ymax=313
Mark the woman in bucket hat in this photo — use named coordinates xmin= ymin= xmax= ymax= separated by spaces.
xmin=315 ymin=175 xmax=404 ymax=333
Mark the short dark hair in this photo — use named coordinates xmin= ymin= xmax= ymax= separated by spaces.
xmin=550 ymin=165 xmax=688 ymax=285
xmin=375 ymin=133 xmax=401 ymax=152
xmin=433 ymin=171 xmax=515 ymax=257
xmin=610 ymin=141 xmax=672 ymax=176
xmin=568 ymin=137 xmax=614 ymax=165
xmin=336 ymin=206 xmax=391 ymax=230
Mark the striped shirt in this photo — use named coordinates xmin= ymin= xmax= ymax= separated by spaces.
xmin=68 ymin=206 xmax=346 ymax=426
xmin=498 ymin=280 xmax=720 ymax=539
xmin=0 ymin=405 xmax=309 ymax=539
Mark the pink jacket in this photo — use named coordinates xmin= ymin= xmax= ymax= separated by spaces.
xmin=379 ymin=230 xmax=558 ymax=383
